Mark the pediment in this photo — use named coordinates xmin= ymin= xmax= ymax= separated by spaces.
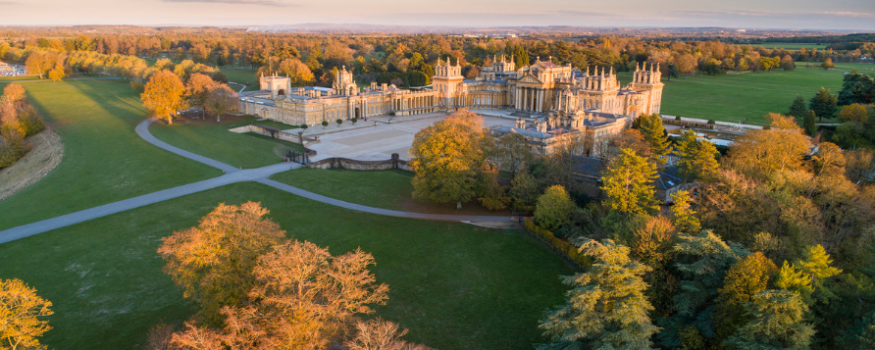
xmin=517 ymin=74 xmax=542 ymax=85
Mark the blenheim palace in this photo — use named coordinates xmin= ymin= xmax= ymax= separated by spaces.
xmin=239 ymin=56 xmax=664 ymax=155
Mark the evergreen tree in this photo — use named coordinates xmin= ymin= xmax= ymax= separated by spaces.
xmin=636 ymin=114 xmax=672 ymax=165
xmin=511 ymin=45 xmax=529 ymax=69
xmin=658 ymin=231 xmax=749 ymax=348
xmin=787 ymin=95 xmax=809 ymax=119
xmin=539 ymin=239 xmax=659 ymax=350
xmin=809 ymin=87 xmax=838 ymax=121
xmin=837 ymin=71 xmax=875 ymax=106
xmin=724 ymin=290 xmax=815 ymax=350
xmin=670 ymin=190 xmax=700 ymax=234
xmin=675 ymin=129 xmax=720 ymax=181
xmin=804 ymin=110 xmax=817 ymax=136
xmin=713 ymin=252 xmax=778 ymax=341
xmin=795 ymin=244 xmax=842 ymax=302
xmin=774 ymin=261 xmax=813 ymax=301
xmin=602 ymin=148 xmax=659 ymax=215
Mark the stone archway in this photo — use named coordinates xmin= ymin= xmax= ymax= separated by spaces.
xmin=355 ymin=107 xmax=361 ymax=119
xmin=278 ymin=89 xmax=286 ymax=96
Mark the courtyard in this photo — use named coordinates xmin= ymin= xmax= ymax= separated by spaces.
xmin=292 ymin=111 xmax=519 ymax=161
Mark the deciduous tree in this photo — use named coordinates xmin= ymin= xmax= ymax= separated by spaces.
xmin=839 ymin=103 xmax=869 ymax=123
xmin=2 ymin=83 xmax=25 ymax=103
xmin=670 ymin=190 xmax=700 ymax=234
xmin=142 ymin=70 xmax=186 ymax=124
xmin=204 ymin=85 xmax=238 ymax=123
xmin=0 ymin=278 xmax=54 ymax=350
xmin=158 ymin=202 xmax=286 ymax=324
xmin=345 ymin=318 xmax=431 ymax=350
xmin=186 ymin=73 xmax=218 ymax=118
xmin=409 ymin=109 xmax=485 ymax=209
xmin=534 ymin=185 xmax=575 ymax=231
xmin=674 ymin=129 xmax=720 ymax=181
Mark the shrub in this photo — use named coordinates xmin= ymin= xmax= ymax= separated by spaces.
xmin=336 ymin=118 xmax=343 ymax=126
xmin=352 ymin=117 xmax=358 ymax=124
xmin=524 ymin=218 xmax=591 ymax=268
xmin=17 ymin=105 xmax=45 ymax=137
xmin=300 ymin=124 xmax=308 ymax=129
xmin=675 ymin=115 xmax=682 ymax=121
xmin=0 ymin=131 xmax=26 ymax=168
xmin=707 ymin=119 xmax=716 ymax=125
xmin=321 ymin=120 xmax=328 ymax=127
xmin=389 ymin=111 xmax=396 ymax=116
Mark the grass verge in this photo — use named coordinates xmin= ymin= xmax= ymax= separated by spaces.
xmin=0 ymin=181 xmax=574 ymax=350
xmin=0 ymin=79 xmax=220 ymax=230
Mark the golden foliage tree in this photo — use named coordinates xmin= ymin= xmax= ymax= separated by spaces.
xmin=534 ymin=185 xmax=575 ymax=232
xmin=727 ymin=122 xmax=811 ymax=178
xmin=256 ymin=58 xmax=315 ymax=87
xmin=670 ymin=190 xmax=701 ymax=234
xmin=2 ymin=84 xmax=25 ymax=103
xmin=185 ymin=73 xmax=218 ymax=118
xmin=141 ymin=70 xmax=186 ymax=124
xmin=158 ymin=202 xmax=286 ymax=324
xmin=170 ymin=240 xmax=390 ymax=350
xmin=714 ymin=252 xmax=778 ymax=340
xmin=47 ymin=64 xmax=65 ymax=82
xmin=0 ymin=279 xmax=54 ymax=350
xmin=602 ymin=148 xmax=660 ymax=214
xmin=409 ymin=109 xmax=485 ymax=209
xmin=345 ymin=318 xmax=431 ymax=350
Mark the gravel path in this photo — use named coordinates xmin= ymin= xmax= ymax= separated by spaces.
xmin=0 ymin=118 xmax=508 ymax=244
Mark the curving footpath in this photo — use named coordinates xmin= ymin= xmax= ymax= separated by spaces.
xmin=0 ymin=119 xmax=508 ymax=244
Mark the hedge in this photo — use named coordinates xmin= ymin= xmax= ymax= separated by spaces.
xmin=524 ymin=218 xmax=591 ymax=268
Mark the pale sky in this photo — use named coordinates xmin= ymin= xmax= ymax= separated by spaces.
xmin=1 ymin=0 xmax=873 ymax=31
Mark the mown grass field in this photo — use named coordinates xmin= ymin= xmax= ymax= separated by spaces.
xmin=755 ymin=42 xmax=826 ymax=50
xmin=271 ymin=168 xmax=511 ymax=215
xmin=0 ymin=79 xmax=220 ymax=230
xmin=149 ymin=116 xmax=303 ymax=169
xmin=619 ymin=62 xmax=874 ymax=125
xmin=0 ymin=77 xmax=574 ymax=350
xmin=0 ymin=182 xmax=574 ymax=350
xmin=220 ymin=68 xmax=258 ymax=85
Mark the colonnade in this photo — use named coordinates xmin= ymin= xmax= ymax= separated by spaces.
xmin=514 ymin=87 xmax=552 ymax=112
xmin=392 ymin=94 xmax=438 ymax=115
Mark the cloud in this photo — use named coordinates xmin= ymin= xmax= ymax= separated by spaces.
xmin=673 ymin=10 xmax=875 ymax=19
xmin=162 ymin=0 xmax=292 ymax=6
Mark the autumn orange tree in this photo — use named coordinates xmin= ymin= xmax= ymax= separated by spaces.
xmin=158 ymin=201 xmax=286 ymax=324
xmin=185 ymin=73 xmax=218 ymax=119
xmin=169 ymin=240 xmax=390 ymax=350
xmin=409 ymin=108 xmax=487 ymax=209
xmin=141 ymin=70 xmax=186 ymax=124
xmin=2 ymin=84 xmax=25 ymax=103
xmin=0 ymin=279 xmax=54 ymax=350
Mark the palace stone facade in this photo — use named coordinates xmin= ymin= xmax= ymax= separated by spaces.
xmin=239 ymin=56 xmax=664 ymax=156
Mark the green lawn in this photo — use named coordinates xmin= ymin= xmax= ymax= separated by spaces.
xmin=618 ymin=64 xmax=866 ymax=125
xmin=755 ymin=42 xmax=826 ymax=50
xmin=149 ymin=116 xmax=303 ymax=169
xmin=272 ymin=168 xmax=511 ymax=215
xmin=0 ymin=182 xmax=575 ymax=350
xmin=0 ymin=79 xmax=220 ymax=230
xmin=220 ymin=68 xmax=258 ymax=85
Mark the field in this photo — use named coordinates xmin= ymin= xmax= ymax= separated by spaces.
xmin=149 ymin=115 xmax=303 ymax=169
xmin=0 ymin=181 xmax=574 ymax=350
xmin=619 ymin=62 xmax=873 ymax=125
xmin=272 ymin=168 xmax=511 ymax=215
xmin=0 ymin=79 xmax=220 ymax=230
xmin=220 ymin=68 xmax=258 ymax=85
xmin=755 ymin=42 xmax=827 ymax=50
xmin=0 ymin=77 xmax=575 ymax=350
